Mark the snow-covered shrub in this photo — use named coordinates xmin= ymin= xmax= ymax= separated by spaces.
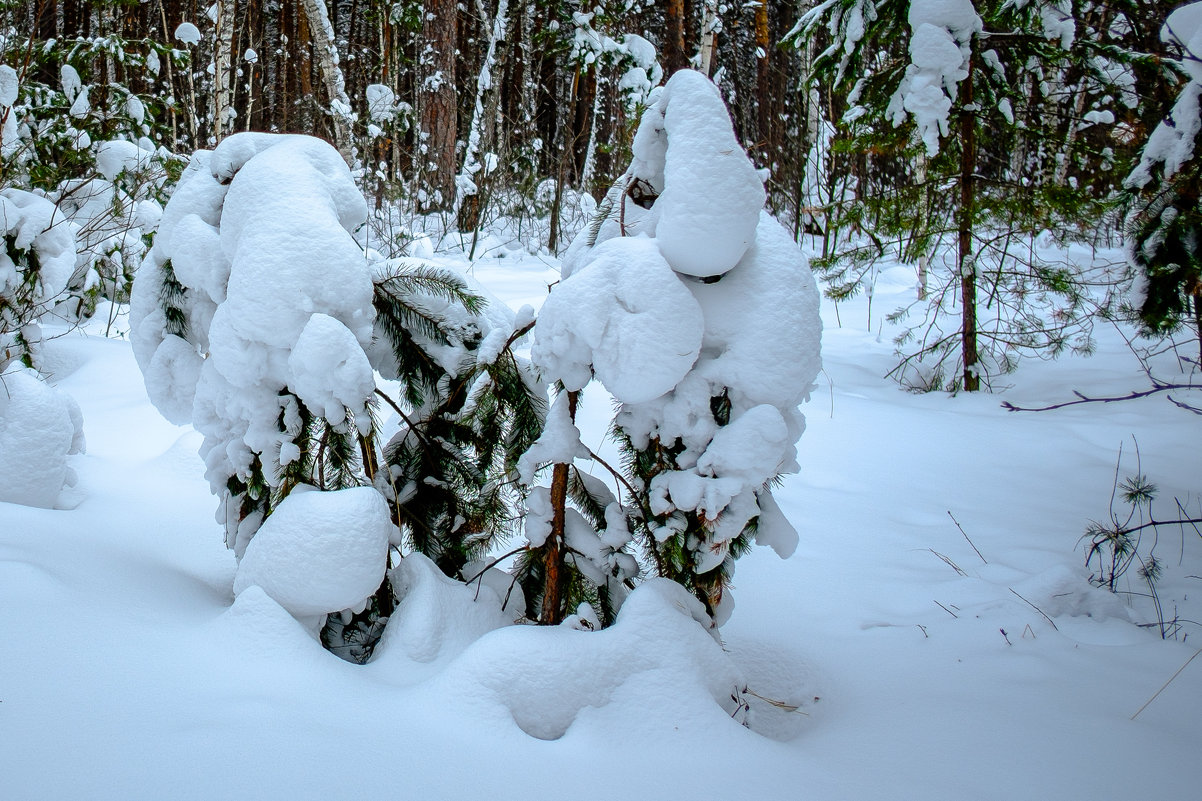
xmin=53 ymin=139 xmax=177 ymax=320
xmin=132 ymin=132 xmax=378 ymax=558
xmin=0 ymin=35 xmax=183 ymax=192
xmin=525 ymin=70 xmax=822 ymax=625
xmin=2 ymin=36 xmax=183 ymax=322
xmin=0 ymin=188 xmax=78 ymax=370
xmin=133 ymin=133 xmax=545 ymax=658
xmin=0 ymin=363 xmax=84 ymax=509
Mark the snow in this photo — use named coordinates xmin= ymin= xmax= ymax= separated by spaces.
xmin=94 ymin=138 xmax=154 ymax=181
xmin=650 ymin=70 xmax=764 ymax=278
xmin=366 ymin=83 xmax=397 ymax=123
xmin=2 ymin=236 xmax=1201 ymax=799
xmin=287 ymin=313 xmax=375 ymax=429
xmin=232 ymin=486 xmax=391 ymax=620
xmin=530 ymin=235 xmax=704 ymax=402
xmin=888 ymin=0 xmax=981 ymax=156
xmin=59 ymin=64 xmax=81 ymax=100
xmin=174 ymin=22 xmax=202 ymax=46
xmin=0 ymin=364 xmax=84 ymax=509
xmin=0 ymin=188 xmax=77 ymax=303
xmin=516 ymin=390 xmax=589 ymax=485
xmin=0 ymin=64 xmax=17 ymax=106
xmin=132 ymin=134 xmax=376 ymax=552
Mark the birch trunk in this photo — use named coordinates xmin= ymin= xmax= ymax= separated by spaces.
xmin=213 ymin=0 xmax=235 ymax=143
xmin=299 ymin=0 xmax=356 ymax=165
xmin=459 ymin=0 xmax=510 ymax=209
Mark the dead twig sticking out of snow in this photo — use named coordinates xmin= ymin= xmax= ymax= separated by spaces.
xmin=928 ymin=549 xmax=967 ymax=577
xmin=1008 ymin=588 xmax=1059 ymax=632
xmin=947 ymin=510 xmax=987 ymax=563
xmin=743 ymin=688 xmax=808 ymax=715
xmin=934 ymin=600 xmax=959 ymax=618
xmin=1131 ymin=648 xmax=1202 ymax=720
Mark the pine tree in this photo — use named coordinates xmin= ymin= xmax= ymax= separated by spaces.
xmin=792 ymin=0 xmax=1142 ymax=390
xmin=1121 ymin=2 xmax=1202 ymax=364
xmin=526 ymin=70 xmax=821 ymax=626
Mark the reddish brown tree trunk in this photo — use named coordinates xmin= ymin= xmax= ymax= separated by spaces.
xmin=418 ymin=0 xmax=458 ymax=212
xmin=959 ymin=49 xmax=979 ymax=392
xmin=539 ymin=390 xmax=578 ymax=625
xmin=664 ymin=0 xmax=688 ymax=75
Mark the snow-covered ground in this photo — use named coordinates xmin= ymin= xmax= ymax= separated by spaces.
xmin=3 ymin=238 xmax=1200 ymax=800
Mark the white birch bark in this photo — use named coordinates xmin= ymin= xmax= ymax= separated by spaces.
xmin=458 ymin=0 xmax=510 ymax=206
xmin=213 ymin=0 xmax=235 ymax=143
xmin=299 ymin=0 xmax=356 ymax=165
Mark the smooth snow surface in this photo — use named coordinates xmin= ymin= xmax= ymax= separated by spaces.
xmin=3 ymin=240 xmax=1201 ymax=800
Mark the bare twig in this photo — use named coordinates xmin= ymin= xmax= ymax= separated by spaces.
xmin=934 ymin=600 xmax=959 ymax=618
xmin=929 ymin=549 xmax=967 ymax=576
xmin=1002 ymin=382 xmax=1200 ymax=413
xmin=1008 ymin=588 xmax=1059 ymax=631
xmin=744 ymin=688 xmax=808 ymax=714
xmin=948 ymin=510 xmax=987 ymax=563
xmin=1131 ymin=648 xmax=1202 ymax=720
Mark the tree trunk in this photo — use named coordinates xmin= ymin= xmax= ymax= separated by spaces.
xmin=664 ymin=0 xmax=688 ymax=75
xmin=213 ymin=0 xmax=235 ymax=143
xmin=418 ymin=0 xmax=458 ymax=213
xmin=540 ymin=390 xmax=578 ymax=625
xmin=959 ymin=49 xmax=979 ymax=392
xmin=699 ymin=1 xmax=718 ymax=77
xmin=299 ymin=0 xmax=356 ymax=164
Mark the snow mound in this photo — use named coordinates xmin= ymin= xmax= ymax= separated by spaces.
xmin=371 ymin=553 xmax=514 ymax=672
xmin=233 ymin=486 xmax=391 ymax=620
xmin=0 ymin=365 xmax=85 ymax=509
xmin=430 ymin=579 xmax=745 ymax=740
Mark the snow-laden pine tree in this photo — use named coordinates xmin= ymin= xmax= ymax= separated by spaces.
xmin=1122 ymin=2 xmax=1202 ymax=362
xmin=132 ymin=132 xmax=544 ymax=656
xmin=525 ymin=69 xmax=821 ymax=626
xmin=132 ymin=134 xmax=393 ymax=644
xmin=0 ymin=187 xmax=86 ymax=510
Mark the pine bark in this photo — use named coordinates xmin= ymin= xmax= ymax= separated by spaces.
xmin=959 ymin=50 xmax=979 ymax=392
xmin=539 ymin=390 xmax=577 ymax=625
xmin=418 ymin=0 xmax=458 ymax=212
xmin=664 ymin=0 xmax=688 ymax=75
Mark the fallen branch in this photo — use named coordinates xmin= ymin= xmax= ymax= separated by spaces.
xmin=1002 ymin=382 xmax=1201 ymax=413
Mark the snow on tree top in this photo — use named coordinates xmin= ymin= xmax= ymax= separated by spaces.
xmin=649 ymin=69 xmax=764 ymax=279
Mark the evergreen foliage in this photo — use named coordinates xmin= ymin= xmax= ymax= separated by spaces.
xmin=1120 ymin=8 xmax=1202 ymax=358
xmin=792 ymin=0 xmax=1166 ymax=390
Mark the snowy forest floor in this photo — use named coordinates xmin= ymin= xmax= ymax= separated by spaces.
xmin=3 ymin=236 xmax=1201 ymax=800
